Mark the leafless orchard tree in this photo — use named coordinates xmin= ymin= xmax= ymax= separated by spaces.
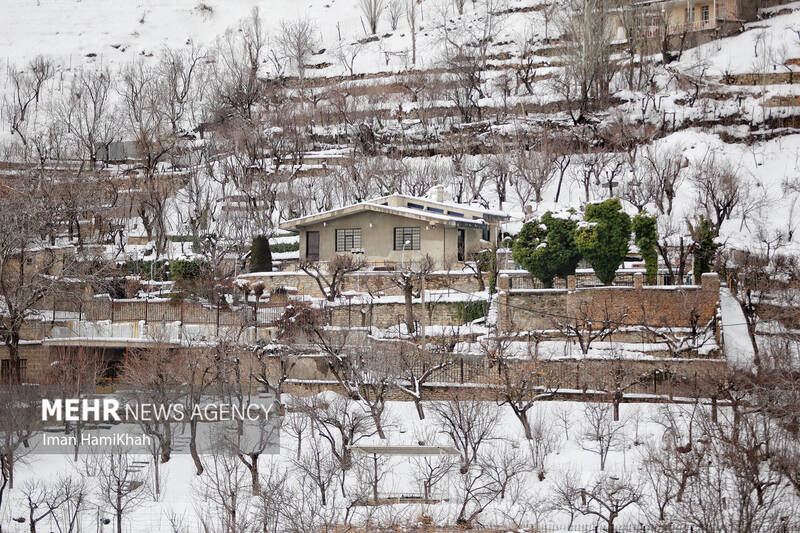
xmin=487 ymin=336 xmax=557 ymax=440
xmin=552 ymin=301 xmax=627 ymax=355
xmin=213 ymin=8 xmax=269 ymax=120
xmin=278 ymin=18 xmax=318 ymax=82
xmin=335 ymin=41 xmax=363 ymax=76
xmin=553 ymin=471 xmax=643 ymax=533
xmin=292 ymin=429 xmax=340 ymax=507
xmin=513 ymin=143 xmax=556 ymax=206
xmin=392 ymin=253 xmax=435 ymax=334
xmin=387 ymin=0 xmax=404 ymax=30
xmin=93 ymin=448 xmax=150 ymax=533
xmin=394 ymin=338 xmax=456 ymax=419
xmin=44 ymin=347 xmax=103 ymax=460
xmin=433 ymin=398 xmax=499 ymax=473
xmin=156 ymin=43 xmax=207 ymax=133
xmin=691 ymin=151 xmax=749 ymax=237
xmin=405 ymin=0 xmax=420 ymax=64
xmin=581 ymin=402 xmax=626 ymax=471
xmin=300 ymin=254 xmax=366 ymax=301
xmin=360 ymin=0 xmax=386 ymax=34
xmin=21 ymin=474 xmax=88 ymax=533
xmin=117 ymin=60 xmax=177 ymax=256
xmin=623 ymin=143 xmax=686 ymax=215
xmin=411 ymin=426 xmax=457 ymax=500
xmin=668 ymin=404 xmax=792 ymax=532
xmin=307 ymin=394 xmax=378 ymax=474
xmin=193 ymin=451 xmax=255 ymax=532
xmin=0 ymin=180 xmax=95 ymax=383
xmin=2 ymin=56 xmax=55 ymax=150
xmin=56 ymin=67 xmax=115 ymax=169
xmin=0 ymin=384 xmax=41 ymax=515
xmin=554 ymin=0 xmax=614 ymax=122
xmin=121 ymin=343 xmax=184 ymax=498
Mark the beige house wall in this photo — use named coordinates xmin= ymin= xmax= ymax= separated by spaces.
xmin=296 ymin=211 xmax=490 ymax=267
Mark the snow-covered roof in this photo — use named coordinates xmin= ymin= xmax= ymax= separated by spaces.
xmin=280 ymin=194 xmax=509 ymax=231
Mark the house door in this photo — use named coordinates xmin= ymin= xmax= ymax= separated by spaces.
xmin=306 ymin=231 xmax=320 ymax=261
xmin=457 ymin=229 xmax=465 ymax=262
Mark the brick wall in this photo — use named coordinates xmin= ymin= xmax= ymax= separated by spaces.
xmin=239 ymin=270 xmax=481 ymax=298
xmin=498 ymin=273 xmax=720 ymax=331
xmin=272 ymin=354 xmax=728 ymax=400
xmin=328 ymin=301 xmax=468 ymax=328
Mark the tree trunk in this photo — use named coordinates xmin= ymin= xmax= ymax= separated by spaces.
xmin=404 ymin=284 xmax=416 ymax=334
xmin=190 ymin=419 xmax=203 ymax=475
xmin=116 ymin=491 xmax=123 ymax=533
xmin=7 ymin=334 xmax=22 ymax=384
xmin=414 ymin=399 xmax=425 ymax=420
xmin=250 ymin=453 xmax=260 ymax=496
xmin=519 ymin=411 xmax=533 ymax=440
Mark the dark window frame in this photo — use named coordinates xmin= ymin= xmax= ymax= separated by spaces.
xmin=335 ymin=228 xmax=362 ymax=252
xmin=394 ymin=227 xmax=421 ymax=251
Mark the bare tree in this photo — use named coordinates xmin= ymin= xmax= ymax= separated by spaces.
xmin=405 ymin=0 xmax=419 ymax=64
xmin=488 ymin=337 xmax=557 ymax=440
xmin=300 ymin=254 xmax=365 ymax=301
xmin=193 ymin=451 xmax=254 ymax=532
xmin=513 ymin=144 xmax=556 ymax=206
xmin=213 ymin=8 xmax=268 ymax=119
xmin=21 ymin=474 xmax=86 ymax=533
xmin=412 ymin=426 xmax=457 ymax=500
xmin=0 ymin=181 xmax=91 ymax=383
xmin=57 ymin=67 xmax=114 ymax=168
xmin=360 ymin=0 xmax=386 ymax=34
xmin=308 ymin=394 xmax=378 ymax=473
xmin=292 ymin=431 xmax=340 ymax=507
xmin=392 ymin=253 xmax=435 ymax=334
xmin=121 ymin=343 xmax=184 ymax=498
xmin=278 ymin=18 xmax=318 ymax=82
xmin=552 ymin=301 xmax=626 ymax=355
xmin=581 ymin=402 xmax=626 ymax=471
xmin=156 ymin=44 xmax=207 ymax=133
xmin=2 ymin=56 xmax=55 ymax=149
xmin=554 ymin=471 xmax=643 ymax=533
xmin=555 ymin=0 xmax=614 ymax=121
xmin=44 ymin=347 xmax=103 ymax=460
xmin=433 ymin=399 xmax=498 ymax=473
xmin=692 ymin=152 xmax=748 ymax=237
xmin=387 ymin=0 xmax=403 ymax=30
xmin=94 ymin=448 xmax=150 ymax=533
xmin=394 ymin=339 xmax=455 ymax=419
xmin=0 ymin=384 xmax=41 ymax=513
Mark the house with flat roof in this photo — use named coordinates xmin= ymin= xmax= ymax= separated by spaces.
xmin=279 ymin=189 xmax=510 ymax=268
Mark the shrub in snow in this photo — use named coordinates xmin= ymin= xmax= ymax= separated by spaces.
xmin=633 ymin=212 xmax=659 ymax=285
xmin=576 ymin=198 xmax=631 ymax=285
xmin=512 ymin=210 xmax=582 ymax=288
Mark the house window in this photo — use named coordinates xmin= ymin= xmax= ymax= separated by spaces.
xmin=686 ymin=6 xmax=695 ymax=23
xmin=394 ymin=227 xmax=420 ymax=250
xmin=335 ymin=228 xmax=362 ymax=252
xmin=1 ymin=359 xmax=27 ymax=382
xmin=701 ymin=5 xmax=710 ymax=24
xmin=482 ymin=224 xmax=491 ymax=241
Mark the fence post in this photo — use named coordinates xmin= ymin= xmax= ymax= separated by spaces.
xmin=216 ymin=300 xmax=220 ymax=336
xmin=459 ymin=358 xmax=464 ymax=384
xmin=110 ymin=297 xmax=114 ymax=322
xmin=180 ymin=299 xmax=184 ymax=324
xmin=145 ymin=297 xmax=149 ymax=324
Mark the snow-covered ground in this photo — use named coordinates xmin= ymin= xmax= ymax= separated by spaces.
xmin=0 ymin=395 xmax=706 ymax=532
